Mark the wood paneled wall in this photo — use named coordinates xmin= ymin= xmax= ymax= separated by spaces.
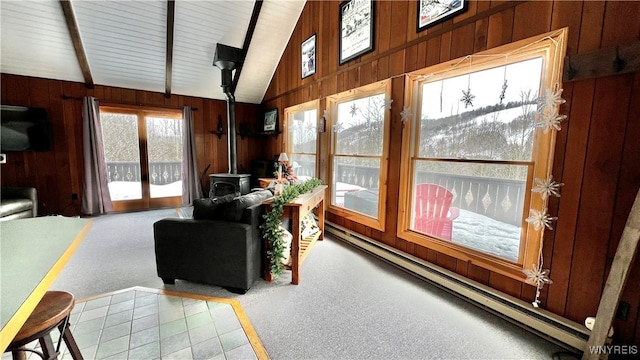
xmin=0 ymin=74 xmax=262 ymax=216
xmin=262 ymin=0 xmax=640 ymax=345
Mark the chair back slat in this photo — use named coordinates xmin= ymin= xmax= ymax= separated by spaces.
xmin=414 ymin=183 xmax=455 ymax=240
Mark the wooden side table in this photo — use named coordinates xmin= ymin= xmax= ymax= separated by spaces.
xmin=263 ymin=185 xmax=327 ymax=284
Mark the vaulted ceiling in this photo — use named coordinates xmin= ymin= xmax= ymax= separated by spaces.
xmin=0 ymin=0 xmax=306 ymax=104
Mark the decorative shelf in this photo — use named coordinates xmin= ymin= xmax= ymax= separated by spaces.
xmin=212 ymin=115 xmax=225 ymax=139
xmin=282 ymin=231 xmax=321 ymax=271
xmin=257 ymin=131 xmax=281 ymax=136
xmin=210 ymin=130 xmax=225 ymax=139
xmin=210 ymin=130 xmax=258 ymax=139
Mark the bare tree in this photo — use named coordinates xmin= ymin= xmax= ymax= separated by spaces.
xmin=100 ymin=113 xmax=182 ymax=163
xmin=416 ymin=93 xmax=537 ymax=181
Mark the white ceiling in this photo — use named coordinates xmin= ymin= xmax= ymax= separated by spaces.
xmin=0 ymin=0 xmax=306 ymax=104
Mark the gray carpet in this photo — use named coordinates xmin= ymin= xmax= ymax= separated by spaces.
xmin=52 ymin=208 xmax=567 ymax=359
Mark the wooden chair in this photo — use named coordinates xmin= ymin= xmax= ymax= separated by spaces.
xmin=413 ymin=183 xmax=460 ymax=240
xmin=4 ymin=291 xmax=83 ymax=360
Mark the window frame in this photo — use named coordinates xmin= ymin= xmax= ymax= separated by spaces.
xmin=284 ymin=100 xmax=320 ymax=179
xmin=99 ymin=104 xmax=183 ymax=212
xmin=397 ymin=29 xmax=568 ymax=282
xmin=327 ymin=80 xmax=392 ymax=231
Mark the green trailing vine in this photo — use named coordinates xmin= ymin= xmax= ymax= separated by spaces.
xmin=260 ymin=178 xmax=322 ymax=277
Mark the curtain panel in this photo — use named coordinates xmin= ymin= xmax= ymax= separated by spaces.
xmin=182 ymin=106 xmax=203 ymax=205
xmin=81 ymin=97 xmax=113 ymax=215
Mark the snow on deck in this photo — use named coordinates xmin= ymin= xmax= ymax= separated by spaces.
xmin=107 ymin=181 xmax=182 ymax=200
xmin=451 ymin=209 xmax=520 ymax=262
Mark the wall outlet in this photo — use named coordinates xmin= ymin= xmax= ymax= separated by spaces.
xmin=585 ymin=316 xmax=615 ymax=337
xmin=71 ymin=193 xmax=78 ymax=200
xmin=616 ymin=301 xmax=630 ymax=321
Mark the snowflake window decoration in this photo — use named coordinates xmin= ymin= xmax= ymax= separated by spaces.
xmin=332 ymin=123 xmax=343 ymax=133
xmin=535 ymin=107 xmax=567 ymax=134
xmin=537 ymin=88 xmax=566 ymax=112
xmin=383 ymin=98 xmax=393 ymax=110
xmin=521 ymin=86 xmax=565 ymax=308
xmin=532 ymin=176 xmax=564 ymax=200
xmin=523 ymin=264 xmax=553 ymax=288
xmin=349 ymin=104 xmax=358 ymax=117
xmin=460 ymin=87 xmax=475 ymax=108
xmin=523 ymin=264 xmax=553 ymax=308
xmin=525 ymin=208 xmax=558 ymax=231
xmin=400 ymin=107 xmax=412 ymax=122
xmin=499 ymin=79 xmax=508 ymax=104
xmin=323 ymin=109 xmax=329 ymax=120
xmin=532 ymin=87 xmax=567 ymax=133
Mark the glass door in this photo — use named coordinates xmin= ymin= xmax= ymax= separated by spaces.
xmin=100 ymin=106 xmax=183 ymax=211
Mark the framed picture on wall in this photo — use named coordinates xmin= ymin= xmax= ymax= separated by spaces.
xmin=339 ymin=0 xmax=375 ymax=65
xmin=417 ymin=0 xmax=467 ymax=32
xmin=302 ymin=34 xmax=316 ymax=79
xmin=263 ymin=108 xmax=278 ymax=133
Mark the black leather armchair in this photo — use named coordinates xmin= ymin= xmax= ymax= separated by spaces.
xmin=153 ymin=190 xmax=272 ymax=293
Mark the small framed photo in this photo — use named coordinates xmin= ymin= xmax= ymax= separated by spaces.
xmin=417 ymin=0 xmax=467 ymax=32
xmin=339 ymin=0 xmax=375 ymax=65
xmin=263 ymin=108 xmax=278 ymax=133
xmin=302 ymin=34 xmax=316 ymax=79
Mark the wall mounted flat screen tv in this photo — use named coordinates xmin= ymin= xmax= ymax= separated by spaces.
xmin=1 ymin=105 xmax=52 ymax=152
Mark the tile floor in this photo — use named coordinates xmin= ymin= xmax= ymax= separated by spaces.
xmin=3 ymin=288 xmax=263 ymax=360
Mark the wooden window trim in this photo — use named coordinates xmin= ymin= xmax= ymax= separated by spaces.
xmin=284 ymin=100 xmax=320 ymax=178
xmin=99 ymin=105 xmax=183 ymax=211
xmin=326 ymin=80 xmax=392 ymax=231
xmin=397 ymin=29 xmax=568 ymax=282
xmin=100 ymin=102 xmax=184 ymax=118
xmin=100 ymin=105 xmax=182 ymax=119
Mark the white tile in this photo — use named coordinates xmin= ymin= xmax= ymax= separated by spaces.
xmin=78 ymin=306 xmax=109 ymax=323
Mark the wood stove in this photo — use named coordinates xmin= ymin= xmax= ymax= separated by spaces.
xmin=210 ymin=44 xmax=251 ymax=198
xmin=209 ymin=173 xmax=250 ymax=197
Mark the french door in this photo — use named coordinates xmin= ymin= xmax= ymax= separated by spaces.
xmin=100 ymin=106 xmax=183 ymax=212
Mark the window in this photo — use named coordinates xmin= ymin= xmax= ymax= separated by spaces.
xmin=100 ymin=105 xmax=183 ymax=211
xmin=397 ymin=30 xmax=568 ymax=281
xmin=284 ymin=100 xmax=319 ymax=179
xmin=327 ymin=80 xmax=391 ymax=230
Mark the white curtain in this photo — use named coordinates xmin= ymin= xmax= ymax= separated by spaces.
xmin=81 ymin=97 xmax=113 ymax=215
xmin=182 ymin=106 xmax=202 ymax=205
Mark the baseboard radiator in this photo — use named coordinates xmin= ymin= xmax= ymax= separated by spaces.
xmin=325 ymin=221 xmax=589 ymax=353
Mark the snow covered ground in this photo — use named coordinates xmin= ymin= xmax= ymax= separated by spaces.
xmin=451 ymin=209 xmax=521 ymax=262
xmin=107 ymin=181 xmax=182 ymax=200
xmin=334 ymin=182 xmax=365 ymax=206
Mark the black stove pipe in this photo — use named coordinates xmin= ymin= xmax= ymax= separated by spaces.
xmin=214 ymin=44 xmax=243 ymax=175
xmin=221 ymin=69 xmax=238 ymax=174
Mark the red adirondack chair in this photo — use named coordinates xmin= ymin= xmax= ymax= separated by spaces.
xmin=413 ymin=183 xmax=460 ymax=240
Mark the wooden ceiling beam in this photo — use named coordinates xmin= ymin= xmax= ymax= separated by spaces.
xmin=165 ymin=0 xmax=176 ymax=98
xmin=59 ymin=0 xmax=94 ymax=89
xmin=232 ymin=0 xmax=263 ymax=93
